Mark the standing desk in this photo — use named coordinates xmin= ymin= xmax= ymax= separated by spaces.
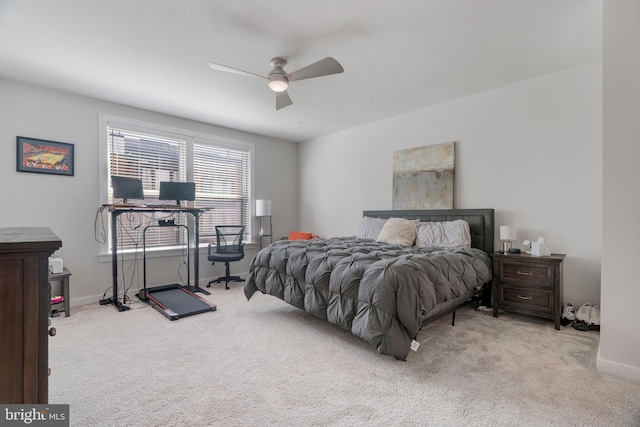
xmin=106 ymin=205 xmax=210 ymax=312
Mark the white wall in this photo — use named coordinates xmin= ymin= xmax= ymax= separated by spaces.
xmin=299 ymin=62 xmax=603 ymax=307
xmin=0 ymin=78 xmax=298 ymax=306
xmin=599 ymin=0 xmax=640 ymax=381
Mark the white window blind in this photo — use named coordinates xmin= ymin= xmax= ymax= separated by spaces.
xmin=107 ymin=127 xmax=189 ymax=250
xmin=193 ymin=142 xmax=250 ymax=239
xmin=106 ymin=123 xmax=252 ymax=252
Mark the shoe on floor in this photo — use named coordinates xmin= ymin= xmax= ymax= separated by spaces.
xmin=573 ymin=302 xmax=592 ymax=331
xmin=561 ymin=303 xmax=576 ymax=326
xmin=573 ymin=320 xmax=589 ymax=331
xmin=575 ymin=302 xmax=592 ymax=323
xmin=588 ymin=305 xmax=600 ymax=330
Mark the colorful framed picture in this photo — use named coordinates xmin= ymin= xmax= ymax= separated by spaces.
xmin=16 ymin=136 xmax=75 ymax=176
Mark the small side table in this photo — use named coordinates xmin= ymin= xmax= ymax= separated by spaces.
xmin=257 ymin=215 xmax=273 ymax=250
xmin=49 ymin=267 xmax=71 ymax=317
xmin=491 ymin=252 xmax=565 ymax=329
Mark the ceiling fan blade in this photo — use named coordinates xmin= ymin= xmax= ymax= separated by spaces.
xmin=287 ymin=57 xmax=344 ymax=82
xmin=208 ymin=62 xmax=267 ymax=79
xmin=275 ymin=90 xmax=293 ymax=110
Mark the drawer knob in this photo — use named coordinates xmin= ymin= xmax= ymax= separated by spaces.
xmin=517 ymin=295 xmax=533 ymax=300
xmin=517 ymin=271 xmax=533 ymax=276
xmin=49 ymin=327 xmax=57 ymax=337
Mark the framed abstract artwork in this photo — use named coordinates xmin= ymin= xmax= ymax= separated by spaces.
xmin=392 ymin=141 xmax=455 ymax=209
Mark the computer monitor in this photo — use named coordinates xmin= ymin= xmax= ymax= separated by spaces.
xmin=159 ymin=182 xmax=196 ymax=206
xmin=111 ymin=176 xmax=144 ymax=204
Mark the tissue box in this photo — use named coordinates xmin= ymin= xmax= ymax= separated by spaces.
xmin=530 ymin=242 xmax=551 ymax=257
xmin=49 ymin=257 xmax=63 ymax=274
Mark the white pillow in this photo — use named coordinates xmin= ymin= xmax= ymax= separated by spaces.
xmin=415 ymin=220 xmax=471 ymax=249
xmin=377 ymin=218 xmax=417 ymax=246
xmin=356 ymin=217 xmax=388 ymax=240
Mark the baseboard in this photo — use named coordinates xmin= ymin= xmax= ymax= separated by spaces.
xmin=597 ymin=347 xmax=640 ymax=382
xmin=72 ymin=295 xmax=105 ymax=307
xmin=68 ymin=276 xmax=249 ymax=309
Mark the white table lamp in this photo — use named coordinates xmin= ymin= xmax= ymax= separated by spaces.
xmin=256 ymin=200 xmax=271 ymax=217
xmin=500 ymin=226 xmax=516 ymax=253
xmin=256 ymin=200 xmax=272 ymax=244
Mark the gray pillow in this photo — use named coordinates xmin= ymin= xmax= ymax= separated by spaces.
xmin=415 ymin=220 xmax=471 ymax=248
xmin=356 ymin=217 xmax=388 ymax=240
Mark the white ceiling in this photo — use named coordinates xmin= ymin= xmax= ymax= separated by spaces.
xmin=0 ymin=0 xmax=602 ymax=142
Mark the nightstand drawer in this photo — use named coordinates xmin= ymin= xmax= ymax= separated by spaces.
xmin=499 ymin=285 xmax=552 ymax=314
xmin=499 ymin=262 xmax=553 ymax=287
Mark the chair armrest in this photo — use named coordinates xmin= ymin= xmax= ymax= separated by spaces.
xmin=208 ymin=243 xmax=215 ymax=256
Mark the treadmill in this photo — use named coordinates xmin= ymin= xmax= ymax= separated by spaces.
xmin=136 ymin=223 xmax=216 ymax=320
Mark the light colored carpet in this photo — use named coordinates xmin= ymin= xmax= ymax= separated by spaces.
xmin=49 ymin=285 xmax=640 ymax=426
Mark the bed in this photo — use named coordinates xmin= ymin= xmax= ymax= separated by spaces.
xmin=244 ymin=209 xmax=494 ymax=360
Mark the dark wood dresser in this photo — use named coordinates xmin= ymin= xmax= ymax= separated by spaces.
xmin=491 ymin=252 xmax=566 ymax=330
xmin=0 ymin=227 xmax=62 ymax=404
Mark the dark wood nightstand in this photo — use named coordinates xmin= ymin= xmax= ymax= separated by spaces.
xmin=0 ymin=227 xmax=62 ymax=403
xmin=491 ymin=252 xmax=566 ymax=330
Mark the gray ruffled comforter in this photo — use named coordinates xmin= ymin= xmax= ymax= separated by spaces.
xmin=244 ymin=237 xmax=492 ymax=360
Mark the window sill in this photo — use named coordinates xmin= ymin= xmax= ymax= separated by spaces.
xmin=99 ymin=242 xmax=259 ymax=262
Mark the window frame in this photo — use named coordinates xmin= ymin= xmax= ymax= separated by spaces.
xmin=98 ymin=113 xmax=256 ymax=257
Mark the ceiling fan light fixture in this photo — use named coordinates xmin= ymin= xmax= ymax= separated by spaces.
xmin=208 ymin=56 xmax=343 ymax=109
xmin=268 ymin=74 xmax=289 ymax=92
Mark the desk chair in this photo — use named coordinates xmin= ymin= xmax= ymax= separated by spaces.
xmin=207 ymin=225 xmax=245 ymax=290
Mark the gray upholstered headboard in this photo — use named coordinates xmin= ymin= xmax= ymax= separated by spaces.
xmin=362 ymin=209 xmax=495 ymax=254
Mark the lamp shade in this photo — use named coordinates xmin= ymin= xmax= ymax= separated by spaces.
xmin=256 ymin=199 xmax=271 ymax=216
xmin=499 ymin=226 xmax=516 ymax=240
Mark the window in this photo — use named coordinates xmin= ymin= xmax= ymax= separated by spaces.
xmin=192 ymin=142 xmax=250 ymax=238
xmin=101 ymin=115 xmax=254 ymax=252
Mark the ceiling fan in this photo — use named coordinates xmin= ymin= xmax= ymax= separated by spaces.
xmin=208 ymin=57 xmax=344 ymax=110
